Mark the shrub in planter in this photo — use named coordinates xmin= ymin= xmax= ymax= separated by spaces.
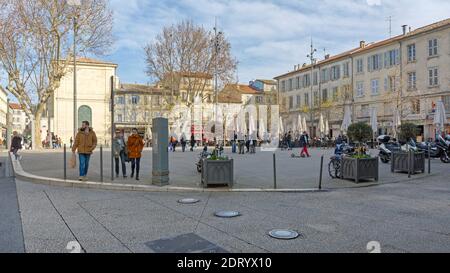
xmin=347 ymin=122 xmax=373 ymax=144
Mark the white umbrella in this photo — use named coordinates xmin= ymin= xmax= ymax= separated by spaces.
xmin=370 ymin=107 xmax=378 ymax=135
xmin=302 ymin=116 xmax=308 ymax=134
xmin=249 ymin=114 xmax=256 ymax=140
xmin=341 ymin=105 xmax=352 ymax=135
xmin=278 ymin=116 xmax=284 ymax=135
xmin=319 ymin=114 xmax=325 ymax=136
xmin=324 ymin=118 xmax=329 ymax=136
xmin=259 ymin=118 xmax=266 ymax=139
xmin=434 ymin=100 xmax=447 ymax=136
xmin=297 ymin=114 xmax=303 ymax=133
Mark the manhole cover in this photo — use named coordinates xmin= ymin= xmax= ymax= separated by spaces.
xmin=145 ymin=233 xmax=228 ymax=253
xmin=178 ymin=198 xmax=200 ymax=204
xmin=214 ymin=211 xmax=241 ymax=218
xmin=268 ymin=229 xmax=300 ymax=240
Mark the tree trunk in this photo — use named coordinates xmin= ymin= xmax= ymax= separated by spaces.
xmin=34 ymin=109 xmax=43 ymax=150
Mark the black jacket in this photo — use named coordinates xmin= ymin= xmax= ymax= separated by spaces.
xmin=11 ymin=136 xmax=22 ymax=149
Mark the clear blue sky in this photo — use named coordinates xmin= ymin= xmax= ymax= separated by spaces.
xmin=103 ymin=0 xmax=450 ymax=85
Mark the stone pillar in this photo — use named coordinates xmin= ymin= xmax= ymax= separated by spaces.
xmin=152 ymin=117 xmax=169 ymax=186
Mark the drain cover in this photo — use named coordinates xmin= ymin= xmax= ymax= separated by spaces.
xmin=178 ymin=198 xmax=200 ymax=204
xmin=268 ymin=229 xmax=300 ymax=240
xmin=214 ymin=211 xmax=241 ymax=218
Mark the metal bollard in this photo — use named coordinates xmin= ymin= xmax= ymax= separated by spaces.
xmin=408 ymin=149 xmax=412 ymax=179
xmin=63 ymin=144 xmax=67 ymax=180
xmin=273 ymin=152 xmax=277 ymax=189
xmin=100 ymin=145 xmax=103 ymax=182
xmin=428 ymin=144 xmax=431 ymax=174
xmin=319 ymin=155 xmax=324 ymax=190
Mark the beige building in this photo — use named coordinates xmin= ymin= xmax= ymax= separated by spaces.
xmin=9 ymin=103 xmax=30 ymax=135
xmin=275 ymin=18 xmax=450 ymax=140
xmin=0 ymin=88 xmax=8 ymax=142
xmin=49 ymin=58 xmax=117 ymax=146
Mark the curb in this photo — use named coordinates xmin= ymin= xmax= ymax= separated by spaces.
xmin=10 ymin=158 xmax=324 ymax=193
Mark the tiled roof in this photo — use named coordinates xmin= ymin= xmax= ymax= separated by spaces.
xmin=256 ymin=79 xmax=277 ymax=85
xmin=223 ymin=84 xmax=260 ymax=94
xmin=9 ymin=103 xmax=22 ymax=110
xmin=62 ymin=57 xmax=117 ymax=66
xmin=275 ymin=18 xmax=450 ymax=79
xmin=117 ymin=83 xmax=169 ymax=95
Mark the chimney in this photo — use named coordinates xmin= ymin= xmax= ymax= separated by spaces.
xmin=294 ymin=65 xmax=297 ymax=71
xmin=325 ymin=54 xmax=330 ymax=60
xmin=360 ymin=40 xmax=366 ymax=48
xmin=402 ymin=25 xmax=408 ymax=35
xmin=114 ymin=76 xmax=120 ymax=89
xmin=302 ymin=63 xmax=307 ymax=68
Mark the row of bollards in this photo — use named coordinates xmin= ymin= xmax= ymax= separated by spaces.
xmin=63 ymin=144 xmax=104 ymax=182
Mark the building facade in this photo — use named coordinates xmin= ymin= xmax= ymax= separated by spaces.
xmin=9 ymin=103 xmax=30 ymax=135
xmin=275 ymin=19 xmax=450 ymax=140
xmin=0 ymin=88 xmax=8 ymax=143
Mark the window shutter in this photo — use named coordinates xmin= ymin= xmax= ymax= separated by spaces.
xmin=378 ymin=54 xmax=383 ymax=70
xmin=368 ymin=57 xmax=372 ymax=72
xmin=384 ymin=77 xmax=388 ymax=91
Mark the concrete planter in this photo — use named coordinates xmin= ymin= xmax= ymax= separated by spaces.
xmin=341 ymin=157 xmax=379 ymax=184
xmin=201 ymin=159 xmax=234 ymax=188
xmin=391 ymin=152 xmax=425 ymax=174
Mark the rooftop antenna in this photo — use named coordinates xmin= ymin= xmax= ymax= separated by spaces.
xmin=386 ymin=16 xmax=394 ymax=37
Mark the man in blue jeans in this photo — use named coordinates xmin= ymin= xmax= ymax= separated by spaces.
xmin=72 ymin=121 xmax=97 ymax=181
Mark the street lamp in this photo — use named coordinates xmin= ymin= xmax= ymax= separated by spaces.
xmin=307 ymin=39 xmax=317 ymax=137
xmin=68 ymin=0 xmax=81 ymax=138
xmin=213 ymin=20 xmax=223 ymax=146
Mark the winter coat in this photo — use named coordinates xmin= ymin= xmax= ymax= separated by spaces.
xmin=127 ymin=134 xmax=144 ymax=159
xmin=72 ymin=128 xmax=97 ymax=154
xmin=112 ymin=137 xmax=125 ymax=158
xmin=11 ymin=136 xmax=22 ymax=150
xmin=300 ymin=134 xmax=309 ymax=146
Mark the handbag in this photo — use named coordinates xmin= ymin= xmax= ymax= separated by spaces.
xmin=69 ymin=153 xmax=77 ymax=169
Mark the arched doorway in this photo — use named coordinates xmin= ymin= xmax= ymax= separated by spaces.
xmin=78 ymin=105 xmax=92 ymax=128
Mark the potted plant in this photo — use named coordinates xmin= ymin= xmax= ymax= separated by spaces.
xmin=201 ymin=149 xmax=234 ymax=188
xmin=341 ymin=123 xmax=379 ymax=183
xmin=391 ymin=123 xmax=425 ymax=174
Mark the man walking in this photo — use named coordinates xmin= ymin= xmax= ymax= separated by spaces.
xmin=10 ymin=131 xmax=22 ymax=160
xmin=72 ymin=121 xmax=97 ymax=181
xmin=180 ymin=133 xmax=187 ymax=152
xmin=127 ymin=128 xmax=144 ymax=181
xmin=300 ymin=131 xmax=311 ymax=158
xmin=190 ymin=133 xmax=195 ymax=151
xmin=113 ymin=131 xmax=127 ymax=179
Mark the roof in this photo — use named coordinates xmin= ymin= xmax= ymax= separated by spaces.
xmin=116 ymin=83 xmax=170 ymax=95
xmin=218 ymin=91 xmax=242 ymax=104
xmin=9 ymin=103 xmax=22 ymax=110
xmin=256 ymin=79 xmax=277 ymax=85
xmin=275 ymin=18 xmax=450 ymax=79
xmin=167 ymin=72 xmax=213 ymax=80
xmin=223 ymin=84 xmax=260 ymax=95
xmin=62 ymin=57 xmax=118 ymax=67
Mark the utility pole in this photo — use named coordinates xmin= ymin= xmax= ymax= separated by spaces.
xmin=68 ymin=0 xmax=81 ymax=138
xmin=213 ymin=18 xmax=223 ymax=145
xmin=6 ymin=98 xmax=11 ymax=150
xmin=307 ymin=38 xmax=317 ymax=137
xmin=386 ymin=16 xmax=393 ymax=38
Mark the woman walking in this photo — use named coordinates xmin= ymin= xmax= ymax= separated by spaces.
xmin=127 ymin=128 xmax=144 ymax=181
xmin=113 ymin=131 xmax=127 ymax=178
xmin=10 ymin=131 xmax=22 ymax=160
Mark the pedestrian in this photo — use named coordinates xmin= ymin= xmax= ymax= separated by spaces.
xmin=180 ymin=133 xmax=187 ymax=152
xmin=70 ymin=137 xmax=73 ymax=148
xmin=190 ymin=133 xmax=195 ymax=151
xmin=113 ymin=131 xmax=127 ymax=179
xmin=10 ymin=131 xmax=22 ymax=160
xmin=300 ymin=131 xmax=311 ymax=158
xmin=127 ymin=128 xmax=144 ymax=181
xmin=72 ymin=121 xmax=97 ymax=181
xmin=287 ymin=131 xmax=293 ymax=151
xmin=238 ymin=131 xmax=245 ymax=154
xmin=245 ymin=134 xmax=250 ymax=153
xmin=232 ymin=131 xmax=237 ymax=153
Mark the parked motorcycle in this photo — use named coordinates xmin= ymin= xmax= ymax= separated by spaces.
xmin=378 ymin=135 xmax=401 ymax=164
xmin=435 ymin=135 xmax=450 ymax=163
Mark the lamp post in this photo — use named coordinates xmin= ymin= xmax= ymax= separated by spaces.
xmin=306 ymin=38 xmax=317 ymax=137
xmin=68 ymin=0 xmax=81 ymax=138
xmin=213 ymin=19 xmax=223 ymax=146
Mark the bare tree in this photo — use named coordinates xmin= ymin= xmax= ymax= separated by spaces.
xmin=144 ymin=20 xmax=237 ymax=109
xmin=0 ymin=0 xmax=113 ymax=148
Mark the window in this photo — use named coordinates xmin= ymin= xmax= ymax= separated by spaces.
xmin=313 ymin=72 xmax=318 ymax=85
xmin=407 ymin=44 xmax=416 ymax=62
xmin=330 ymin=65 xmax=340 ymax=81
xmin=322 ymin=89 xmax=328 ymax=103
xmin=256 ymin=96 xmax=263 ymax=103
xmin=368 ymin=54 xmax=382 ymax=72
xmin=428 ymin=38 xmax=438 ymax=57
xmin=428 ymin=68 xmax=439 ymax=87
xmin=116 ymin=96 xmax=125 ymax=104
xmin=288 ymin=79 xmax=293 ymax=91
xmin=303 ymin=74 xmax=311 ymax=87
xmin=131 ymin=95 xmax=140 ymax=105
xmin=356 ymin=81 xmax=364 ymax=97
xmin=411 ymin=100 xmax=420 ymax=114
xmin=296 ymin=95 xmax=301 ymax=106
xmin=304 ymin=93 xmax=310 ymax=107
xmin=361 ymin=104 xmax=369 ymax=117
xmin=356 ymin=59 xmax=364 ymax=73
xmin=332 ymin=87 xmax=338 ymax=102
xmin=281 ymin=81 xmax=286 ymax=92
xmin=343 ymin=62 xmax=350 ymax=77
xmin=296 ymin=77 xmax=301 ymax=89
xmin=289 ymin=96 xmax=294 ymax=109
xmin=181 ymin=92 xmax=187 ymax=101
xmin=408 ymin=72 xmax=417 ymax=90
xmin=117 ymin=114 xmax=123 ymax=122
xmin=313 ymin=91 xmax=319 ymax=107
xmin=444 ymin=96 xmax=450 ymax=112
xmin=384 ymin=76 xmax=398 ymax=92
xmin=320 ymin=68 xmax=329 ymax=83
xmin=371 ymin=79 xmax=379 ymax=95
xmin=384 ymin=49 xmax=400 ymax=67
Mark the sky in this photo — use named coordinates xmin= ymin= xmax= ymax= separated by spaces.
xmin=104 ymin=0 xmax=450 ymax=85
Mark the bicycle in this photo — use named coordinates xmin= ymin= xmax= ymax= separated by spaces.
xmin=328 ymin=144 xmax=355 ymax=179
